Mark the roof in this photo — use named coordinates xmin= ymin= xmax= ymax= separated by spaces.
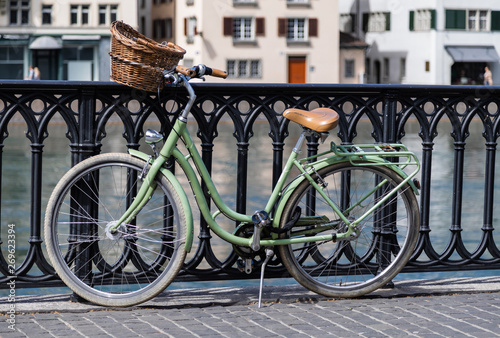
xmin=340 ymin=32 xmax=369 ymax=49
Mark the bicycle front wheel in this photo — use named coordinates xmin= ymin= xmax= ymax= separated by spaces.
xmin=278 ymin=162 xmax=419 ymax=298
xmin=44 ymin=153 xmax=187 ymax=307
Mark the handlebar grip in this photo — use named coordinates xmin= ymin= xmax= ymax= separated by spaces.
xmin=206 ymin=67 xmax=228 ymax=79
xmin=175 ymin=65 xmax=195 ymax=77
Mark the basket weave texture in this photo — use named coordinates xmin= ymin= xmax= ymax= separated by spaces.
xmin=110 ymin=21 xmax=185 ymax=92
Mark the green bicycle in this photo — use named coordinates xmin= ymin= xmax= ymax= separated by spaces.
xmin=44 ymin=64 xmax=420 ymax=307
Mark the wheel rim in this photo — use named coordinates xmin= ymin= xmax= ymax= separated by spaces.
xmin=49 ymin=160 xmax=183 ymax=300
xmin=280 ymin=164 xmax=418 ymax=295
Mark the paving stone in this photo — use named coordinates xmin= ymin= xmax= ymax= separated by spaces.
xmin=4 ymin=278 xmax=500 ymax=338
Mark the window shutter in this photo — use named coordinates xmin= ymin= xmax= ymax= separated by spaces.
xmin=385 ymin=12 xmax=391 ymax=31
xmin=223 ymin=17 xmax=233 ymax=36
xmin=256 ymin=17 xmax=265 ymax=36
xmin=430 ymin=10 xmax=436 ymax=29
xmin=309 ymin=18 xmax=318 ymax=37
xmin=184 ymin=18 xmax=187 ymax=36
xmin=491 ymin=11 xmax=500 ymax=31
xmin=445 ymin=9 xmax=466 ymax=29
xmin=278 ymin=18 xmax=287 ymax=37
xmin=409 ymin=11 xmax=414 ymax=31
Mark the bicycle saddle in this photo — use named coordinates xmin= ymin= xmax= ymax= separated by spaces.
xmin=283 ymin=107 xmax=339 ymax=132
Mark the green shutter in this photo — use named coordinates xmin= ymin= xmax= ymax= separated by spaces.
xmin=492 ymin=11 xmax=500 ymax=31
xmin=430 ymin=10 xmax=436 ymax=29
xmin=385 ymin=12 xmax=391 ymax=31
xmin=409 ymin=11 xmax=414 ymax=31
xmin=445 ymin=9 xmax=466 ymax=30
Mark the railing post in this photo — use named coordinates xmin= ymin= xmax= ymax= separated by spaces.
xmin=379 ymin=92 xmax=399 ymax=285
xmin=382 ymin=92 xmax=398 ymax=143
xmin=69 ymin=88 xmax=99 ymax=302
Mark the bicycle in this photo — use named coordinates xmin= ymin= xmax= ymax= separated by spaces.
xmin=44 ymin=64 xmax=420 ymax=307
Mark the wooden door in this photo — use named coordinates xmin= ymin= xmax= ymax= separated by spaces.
xmin=288 ymin=56 xmax=306 ymax=83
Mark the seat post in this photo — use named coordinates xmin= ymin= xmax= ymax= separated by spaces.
xmin=293 ymin=129 xmax=308 ymax=154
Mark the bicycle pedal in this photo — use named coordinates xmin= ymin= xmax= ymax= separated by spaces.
xmin=236 ymin=258 xmax=254 ymax=274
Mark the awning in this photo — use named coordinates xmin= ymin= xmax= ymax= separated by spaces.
xmin=446 ymin=46 xmax=500 ymax=62
xmin=29 ymin=36 xmax=62 ymax=50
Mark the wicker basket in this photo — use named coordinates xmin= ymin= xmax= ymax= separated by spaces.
xmin=109 ymin=21 xmax=186 ymax=92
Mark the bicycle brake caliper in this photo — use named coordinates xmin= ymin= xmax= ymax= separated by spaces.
xmin=312 ymin=167 xmax=328 ymax=188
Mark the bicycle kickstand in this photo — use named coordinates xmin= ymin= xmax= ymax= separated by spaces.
xmin=258 ymin=247 xmax=274 ymax=308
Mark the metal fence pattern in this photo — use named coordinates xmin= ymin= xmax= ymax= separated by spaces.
xmin=1 ymin=81 xmax=500 ymax=288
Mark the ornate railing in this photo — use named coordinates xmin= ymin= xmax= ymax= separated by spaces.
xmin=1 ymin=81 xmax=500 ymax=288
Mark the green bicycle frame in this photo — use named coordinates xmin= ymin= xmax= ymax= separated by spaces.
xmin=111 ymin=76 xmax=420 ymax=252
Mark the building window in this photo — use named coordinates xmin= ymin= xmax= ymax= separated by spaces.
xmin=61 ymin=46 xmax=95 ymax=80
xmin=99 ymin=4 xmax=118 ymax=25
xmin=0 ymin=46 xmax=24 ymax=79
xmin=82 ymin=5 xmax=89 ymax=24
xmin=223 ymin=17 xmax=265 ymax=42
xmin=227 ymin=59 xmax=261 ymax=78
xmin=234 ymin=17 xmax=254 ymax=41
xmin=344 ymin=59 xmax=355 ymax=78
xmin=363 ymin=12 xmax=390 ymax=32
xmin=287 ymin=18 xmax=306 ymax=41
xmin=446 ymin=9 xmax=491 ymax=31
xmin=154 ymin=18 xmax=173 ymax=40
xmin=9 ymin=0 xmax=30 ymax=25
xmin=409 ymin=9 xmax=436 ymax=31
xmin=185 ymin=17 xmax=197 ymax=43
xmin=468 ymin=10 xmax=489 ymax=31
xmin=383 ymin=58 xmax=389 ymax=79
xmin=340 ymin=14 xmax=355 ymax=33
xmin=42 ymin=4 xmax=52 ymax=24
xmin=71 ymin=5 xmax=90 ymax=25
xmin=278 ymin=18 xmax=318 ymax=41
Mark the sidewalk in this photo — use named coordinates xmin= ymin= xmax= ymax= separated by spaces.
xmin=2 ymin=276 xmax=500 ymax=337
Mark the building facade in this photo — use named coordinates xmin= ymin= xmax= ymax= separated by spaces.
xmin=339 ymin=0 xmax=500 ymax=85
xmin=0 ymin=0 xmax=137 ymax=81
xmin=175 ymin=0 xmax=339 ymax=83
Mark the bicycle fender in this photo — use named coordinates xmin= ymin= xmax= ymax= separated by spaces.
xmin=128 ymin=149 xmax=194 ymax=252
xmin=272 ymin=156 xmax=419 ymax=230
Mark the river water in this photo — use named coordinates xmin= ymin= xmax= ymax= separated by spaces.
xmin=1 ymin=116 xmax=499 ymax=296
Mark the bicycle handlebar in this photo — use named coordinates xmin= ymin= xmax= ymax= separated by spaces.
xmin=176 ymin=65 xmax=228 ymax=79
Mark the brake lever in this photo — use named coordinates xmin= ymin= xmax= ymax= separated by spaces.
xmin=163 ymin=71 xmax=180 ymax=86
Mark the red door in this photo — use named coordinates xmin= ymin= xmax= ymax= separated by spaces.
xmin=288 ymin=56 xmax=306 ymax=83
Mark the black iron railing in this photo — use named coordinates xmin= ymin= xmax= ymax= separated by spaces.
xmin=1 ymin=81 xmax=500 ymax=288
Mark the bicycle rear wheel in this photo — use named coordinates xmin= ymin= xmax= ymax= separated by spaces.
xmin=44 ymin=153 xmax=187 ymax=307
xmin=278 ymin=162 xmax=419 ymax=298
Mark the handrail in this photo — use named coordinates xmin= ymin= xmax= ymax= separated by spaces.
xmin=1 ymin=81 xmax=500 ymax=288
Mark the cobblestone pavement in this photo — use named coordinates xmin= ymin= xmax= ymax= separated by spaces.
xmin=2 ymin=277 xmax=500 ymax=337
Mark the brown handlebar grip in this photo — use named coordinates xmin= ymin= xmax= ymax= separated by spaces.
xmin=210 ymin=68 xmax=228 ymax=79
xmin=176 ymin=65 xmax=195 ymax=77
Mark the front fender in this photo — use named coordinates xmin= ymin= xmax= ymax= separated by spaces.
xmin=128 ymin=149 xmax=194 ymax=252
xmin=272 ymin=155 xmax=418 ymax=229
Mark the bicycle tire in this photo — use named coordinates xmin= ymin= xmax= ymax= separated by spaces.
xmin=44 ymin=153 xmax=187 ymax=307
xmin=278 ymin=162 xmax=419 ymax=298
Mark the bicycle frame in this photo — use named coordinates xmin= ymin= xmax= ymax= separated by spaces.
xmin=110 ymin=75 xmax=420 ymax=251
